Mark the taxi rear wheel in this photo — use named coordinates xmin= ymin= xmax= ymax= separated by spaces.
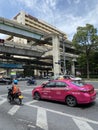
xmin=66 ymin=95 xmax=77 ymax=107
xmin=34 ymin=92 xmax=41 ymax=100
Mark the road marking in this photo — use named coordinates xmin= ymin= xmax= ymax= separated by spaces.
xmin=22 ymin=89 xmax=33 ymax=92
xmin=0 ymin=94 xmax=7 ymax=97
xmin=28 ymin=124 xmax=36 ymax=128
xmin=8 ymin=105 xmax=20 ymax=115
xmin=36 ymin=107 xmax=48 ymax=130
xmin=73 ymin=118 xmax=93 ymax=130
xmin=18 ymin=118 xmax=33 ymax=124
xmin=18 ymin=118 xmax=36 ymax=128
xmin=25 ymin=100 xmax=38 ymax=105
xmin=25 ymin=103 xmax=98 ymax=125
xmin=0 ymin=98 xmax=7 ymax=105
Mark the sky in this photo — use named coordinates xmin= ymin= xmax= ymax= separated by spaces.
xmin=0 ymin=0 xmax=98 ymax=41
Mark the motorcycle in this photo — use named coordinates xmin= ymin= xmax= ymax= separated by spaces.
xmin=26 ymin=78 xmax=37 ymax=86
xmin=7 ymin=87 xmax=23 ymax=105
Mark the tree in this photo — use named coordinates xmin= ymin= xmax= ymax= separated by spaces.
xmin=72 ymin=24 xmax=98 ymax=79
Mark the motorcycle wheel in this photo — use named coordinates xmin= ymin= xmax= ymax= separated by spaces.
xmin=19 ymin=98 xmax=22 ymax=105
xmin=7 ymin=95 xmax=12 ymax=103
xmin=34 ymin=82 xmax=37 ymax=85
xmin=27 ymin=82 xmax=30 ymax=86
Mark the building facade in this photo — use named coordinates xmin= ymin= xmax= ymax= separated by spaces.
xmin=8 ymin=11 xmax=79 ymax=77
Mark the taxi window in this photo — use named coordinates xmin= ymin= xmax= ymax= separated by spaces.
xmin=72 ymin=80 xmax=85 ymax=87
xmin=56 ymin=82 xmax=67 ymax=87
xmin=45 ymin=81 xmax=56 ymax=88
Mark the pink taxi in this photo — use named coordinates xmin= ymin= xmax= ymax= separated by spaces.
xmin=32 ymin=79 xmax=96 ymax=107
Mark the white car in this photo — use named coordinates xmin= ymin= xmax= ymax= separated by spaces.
xmin=63 ymin=75 xmax=82 ymax=81
xmin=52 ymin=75 xmax=82 ymax=81
xmin=49 ymin=75 xmax=82 ymax=81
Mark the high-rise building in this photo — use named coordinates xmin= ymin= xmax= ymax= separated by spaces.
xmin=7 ymin=11 xmax=79 ymax=77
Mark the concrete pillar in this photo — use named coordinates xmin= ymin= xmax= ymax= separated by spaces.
xmin=71 ymin=59 xmax=76 ymax=75
xmin=6 ymin=68 xmax=11 ymax=77
xmin=34 ymin=69 xmax=39 ymax=77
xmin=52 ymin=34 xmax=61 ymax=76
xmin=41 ymin=71 xmax=43 ymax=77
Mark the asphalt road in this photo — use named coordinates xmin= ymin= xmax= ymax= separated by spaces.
xmin=0 ymin=79 xmax=98 ymax=130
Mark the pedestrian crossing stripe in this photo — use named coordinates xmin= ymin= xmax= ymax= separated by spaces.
xmin=25 ymin=100 xmax=98 ymax=125
xmin=0 ymin=98 xmax=7 ymax=105
xmin=8 ymin=105 xmax=20 ymax=115
xmin=37 ymin=107 xmax=48 ymax=130
xmin=0 ymin=96 xmax=98 ymax=130
xmin=73 ymin=118 xmax=93 ymax=130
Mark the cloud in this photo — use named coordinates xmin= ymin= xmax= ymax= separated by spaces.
xmin=16 ymin=0 xmax=57 ymax=11
xmin=1 ymin=0 xmax=98 ymax=41
xmin=67 ymin=0 xmax=80 ymax=4
xmin=14 ymin=0 xmax=98 ymax=40
xmin=53 ymin=1 xmax=98 ymax=40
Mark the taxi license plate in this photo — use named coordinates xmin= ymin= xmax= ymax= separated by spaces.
xmin=19 ymin=95 xmax=24 ymax=99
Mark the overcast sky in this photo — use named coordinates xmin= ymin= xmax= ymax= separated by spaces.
xmin=0 ymin=0 xmax=98 ymax=40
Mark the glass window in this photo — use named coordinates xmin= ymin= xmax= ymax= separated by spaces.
xmin=56 ymin=82 xmax=67 ymax=87
xmin=71 ymin=80 xmax=85 ymax=87
xmin=45 ymin=81 xmax=56 ymax=88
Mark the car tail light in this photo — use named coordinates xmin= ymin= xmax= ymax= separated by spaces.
xmin=88 ymin=88 xmax=94 ymax=94
xmin=80 ymin=88 xmax=94 ymax=94
xmin=80 ymin=90 xmax=87 ymax=93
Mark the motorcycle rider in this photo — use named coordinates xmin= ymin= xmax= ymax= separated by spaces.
xmin=11 ymin=79 xmax=20 ymax=100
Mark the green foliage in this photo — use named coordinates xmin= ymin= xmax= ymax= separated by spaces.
xmin=73 ymin=24 xmax=98 ymax=55
xmin=72 ymin=24 xmax=98 ymax=78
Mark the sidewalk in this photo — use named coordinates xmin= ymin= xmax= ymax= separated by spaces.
xmin=83 ymin=78 xmax=98 ymax=82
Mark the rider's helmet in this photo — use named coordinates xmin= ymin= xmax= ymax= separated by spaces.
xmin=13 ymin=79 xmax=18 ymax=84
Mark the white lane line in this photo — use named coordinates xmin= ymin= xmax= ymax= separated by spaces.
xmin=36 ymin=107 xmax=48 ymax=130
xmin=25 ymin=103 xmax=98 ymax=125
xmin=0 ymin=98 xmax=7 ymax=105
xmin=73 ymin=118 xmax=93 ymax=130
xmin=22 ymin=89 xmax=33 ymax=92
xmin=18 ymin=118 xmax=36 ymax=128
xmin=25 ymin=100 xmax=38 ymax=105
xmin=28 ymin=124 xmax=36 ymax=128
xmin=8 ymin=105 xmax=20 ymax=115
xmin=0 ymin=94 xmax=7 ymax=97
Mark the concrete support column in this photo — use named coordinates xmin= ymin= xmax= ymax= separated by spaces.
xmin=6 ymin=68 xmax=11 ymax=77
xmin=42 ymin=71 xmax=44 ymax=77
xmin=52 ymin=34 xmax=61 ymax=76
xmin=71 ymin=59 xmax=76 ymax=75
xmin=34 ymin=69 xmax=39 ymax=77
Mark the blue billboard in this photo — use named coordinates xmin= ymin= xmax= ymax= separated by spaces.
xmin=0 ymin=63 xmax=23 ymax=68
